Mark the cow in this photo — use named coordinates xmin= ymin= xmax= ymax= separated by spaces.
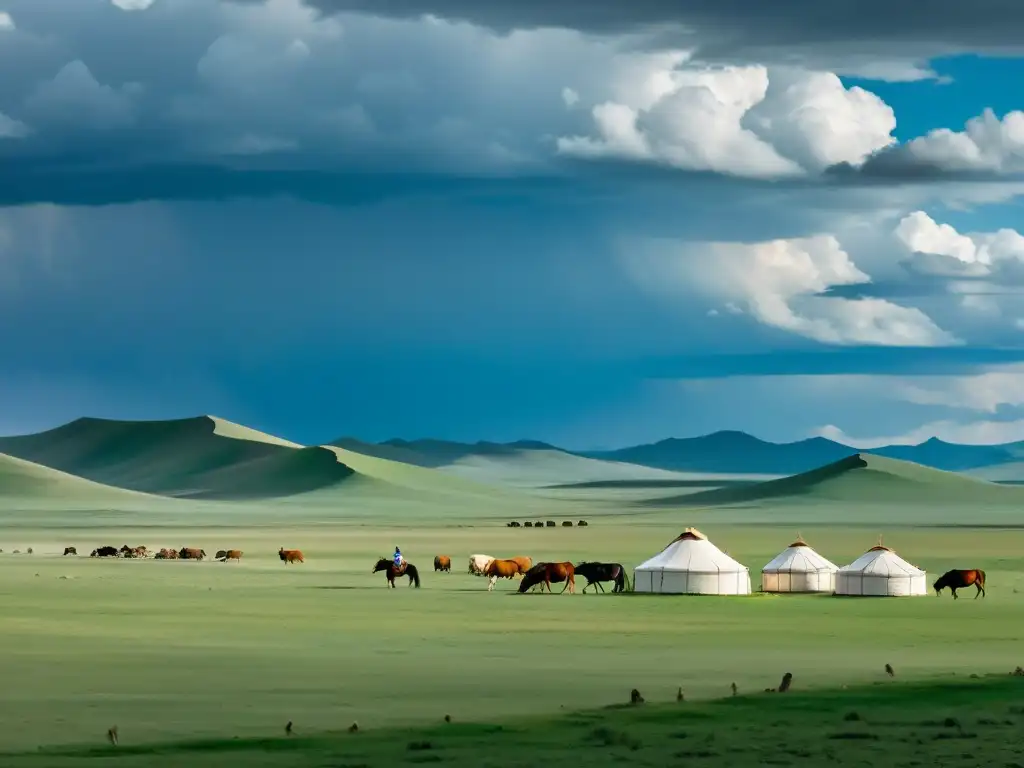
xmin=279 ymin=548 xmax=304 ymax=564
xmin=578 ymin=520 xmax=589 ymax=527
xmin=523 ymin=522 xmax=533 ymax=528
xmin=434 ymin=555 xmax=451 ymax=572
xmin=91 ymin=546 xmax=119 ymax=558
xmin=561 ymin=521 xmax=573 ymax=527
xmin=179 ymin=547 xmax=206 ymax=560
xmin=545 ymin=521 xmax=556 ymax=528
xmin=63 ymin=547 xmax=77 ymax=556
xmin=219 ymin=549 xmax=243 ymax=562
xmin=468 ymin=554 xmax=495 ymax=576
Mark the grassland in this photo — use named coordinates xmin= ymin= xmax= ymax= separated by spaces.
xmin=2 ymin=416 xmax=1024 ymax=765
xmin=1 ymin=523 xmax=1023 ymax=759
xmin=6 ymin=676 xmax=1024 ymax=767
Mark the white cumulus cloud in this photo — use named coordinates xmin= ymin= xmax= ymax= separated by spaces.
xmin=894 ymin=108 xmax=1024 ymax=174
xmin=622 ymin=233 xmax=958 ymax=346
xmin=557 ymin=56 xmax=896 ymax=178
xmin=895 ymin=210 xmax=1024 ymax=281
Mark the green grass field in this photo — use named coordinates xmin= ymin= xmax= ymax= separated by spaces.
xmin=1 ymin=522 xmax=1023 ymax=762
xmin=2 ymin=417 xmax=1024 ymax=765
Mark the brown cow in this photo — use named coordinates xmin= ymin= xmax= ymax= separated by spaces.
xmin=485 ymin=558 xmax=522 ymax=592
xmin=279 ymin=548 xmax=304 ymax=564
xmin=220 ymin=549 xmax=243 ymax=562
xmin=179 ymin=547 xmax=205 ymax=560
xmin=433 ymin=555 xmax=451 ymax=572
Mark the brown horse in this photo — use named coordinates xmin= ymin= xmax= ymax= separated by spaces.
xmin=219 ymin=549 xmax=243 ymax=562
xmin=434 ymin=555 xmax=451 ymax=572
xmin=518 ymin=561 xmax=575 ymax=594
xmin=179 ymin=547 xmax=206 ymax=560
xmin=373 ymin=557 xmax=421 ymax=588
xmin=509 ymin=555 xmax=533 ymax=575
xmin=484 ymin=559 xmax=522 ymax=591
xmin=279 ymin=548 xmax=304 ymax=564
xmin=934 ymin=569 xmax=986 ymax=599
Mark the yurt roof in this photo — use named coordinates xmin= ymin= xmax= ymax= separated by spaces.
xmin=635 ymin=528 xmax=748 ymax=574
xmin=838 ymin=544 xmax=924 ymax=576
xmin=762 ymin=538 xmax=839 ymax=573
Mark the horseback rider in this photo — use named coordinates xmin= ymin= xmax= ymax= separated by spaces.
xmin=393 ymin=547 xmax=405 ymax=572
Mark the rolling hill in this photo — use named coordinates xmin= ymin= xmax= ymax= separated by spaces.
xmin=0 ymin=416 xmax=537 ymax=505
xmin=0 ymin=452 xmax=156 ymax=501
xmin=642 ymin=453 xmax=1024 ymax=507
xmin=0 ymin=416 xmax=359 ymax=500
xmin=330 ymin=436 xmax=697 ymax=488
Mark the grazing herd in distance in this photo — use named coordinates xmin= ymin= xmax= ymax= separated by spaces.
xmin=507 ymin=520 xmax=589 ymax=528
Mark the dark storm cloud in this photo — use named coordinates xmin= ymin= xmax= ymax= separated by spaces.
xmin=288 ymin=0 xmax=1024 ymax=53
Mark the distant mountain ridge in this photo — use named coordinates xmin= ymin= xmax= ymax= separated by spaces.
xmin=331 ymin=429 xmax=1024 ymax=477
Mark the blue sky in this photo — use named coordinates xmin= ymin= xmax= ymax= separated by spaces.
xmin=4 ymin=0 xmax=1024 ymax=449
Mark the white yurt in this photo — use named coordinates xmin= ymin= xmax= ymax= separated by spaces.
xmin=834 ymin=542 xmax=927 ymax=597
xmin=633 ymin=528 xmax=751 ymax=595
xmin=761 ymin=537 xmax=839 ymax=593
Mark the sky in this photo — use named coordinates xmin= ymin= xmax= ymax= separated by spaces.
xmin=5 ymin=1 xmax=1024 ymax=449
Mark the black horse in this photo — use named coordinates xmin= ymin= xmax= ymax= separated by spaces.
xmin=373 ymin=558 xmax=421 ymax=588
xmin=574 ymin=561 xmax=628 ymax=593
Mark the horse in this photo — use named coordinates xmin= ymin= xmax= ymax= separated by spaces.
xmin=934 ymin=569 xmax=986 ymax=599
xmin=508 ymin=555 xmax=532 ymax=575
xmin=279 ymin=548 xmax=304 ymax=564
xmin=518 ymin=561 xmax=575 ymax=594
xmin=467 ymin=554 xmax=495 ymax=576
xmin=179 ymin=547 xmax=206 ymax=560
xmin=219 ymin=549 xmax=243 ymax=562
xmin=63 ymin=547 xmax=77 ymax=556
xmin=434 ymin=555 xmax=451 ymax=572
xmin=373 ymin=557 xmax=421 ymax=588
xmin=484 ymin=559 xmax=522 ymax=591
xmin=574 ymin=561 xmax=628 ymax=593
xmin=91 ymin=545 xmax=118 ymax=558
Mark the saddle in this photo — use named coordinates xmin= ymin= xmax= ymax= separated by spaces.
xmin=393 ymin=562 xmax=406 ymax=575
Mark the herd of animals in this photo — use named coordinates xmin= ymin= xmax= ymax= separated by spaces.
xmin=51 ymin=544 xmax=624 ymax=594
xmin=32 ymin=543 xmax=987 ymax=598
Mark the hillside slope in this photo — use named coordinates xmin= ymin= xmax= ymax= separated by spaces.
xmin=644 ymin=453 xmax=1024 ymax=507
xmin=332 ymin=437 xmax=694 ymax=488
xmin=0 ymin=416 xmax=356 ymax=500
xmin=0 ymin=452 xmax=156 ymax=501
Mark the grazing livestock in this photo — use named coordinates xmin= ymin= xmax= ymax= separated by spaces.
xmin=372 ymin=557 xmax=421 ymax=588
xmin=467 ymin=554 xmax=495 ymax=576
xmin=132 ymin=546 xmax=148 ymax=559
xmin=433 ymin=555 xmax=451 ymax=572
xmin=63 ymin=547 xmax=77 ymax=556
xmin=215 ymin=550 xmax=226 ymax=560
xmin=578 ymin=520 xmax=589 ymax=527
xmin=279 ymin=548 xmax=304 ymax=564
xmin=484 ymin=559 xmax=523 ymax=591
xmin=119 ymin=545 xmax=134 ymax=558
xmin=154 ymin=548 xmax=179 ymax=560
xmin=574 ymin=561 xmax=629 ymax=593
xmin=523 ymin=522 xmax=533 ymax=528
xmin=934 ymin=569 xmax=986 ymax=599
xmin=507 ymin=521 xmax=521 ymax=528
xmin=561 ymin=521 xmax=573 ymax=527
xmin=518 ymin=561 xmax=576 ymax=594
xmin=91 ymin=546 xmax=119 ymax=558
xmin=509 ymin=555 xmax=533 ymax=575
xmin=179 ymin=547 xmax=206 ymax=560
xmin=545 ymin=521 xmax=556 ymax=528
xmin=218 ymin=549 xmax=243 ymax=562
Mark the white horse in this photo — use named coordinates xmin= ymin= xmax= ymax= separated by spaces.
xmin=468 ymin=554 xmax=495 ymax=576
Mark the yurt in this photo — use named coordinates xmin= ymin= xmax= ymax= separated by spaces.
xmin=761 ymin=537 xmax=839 ymax=593
xmin=834 ymin=543 xmax=927 ymax=597
xmin=634 ymin=528 xmax=751 ymax=595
